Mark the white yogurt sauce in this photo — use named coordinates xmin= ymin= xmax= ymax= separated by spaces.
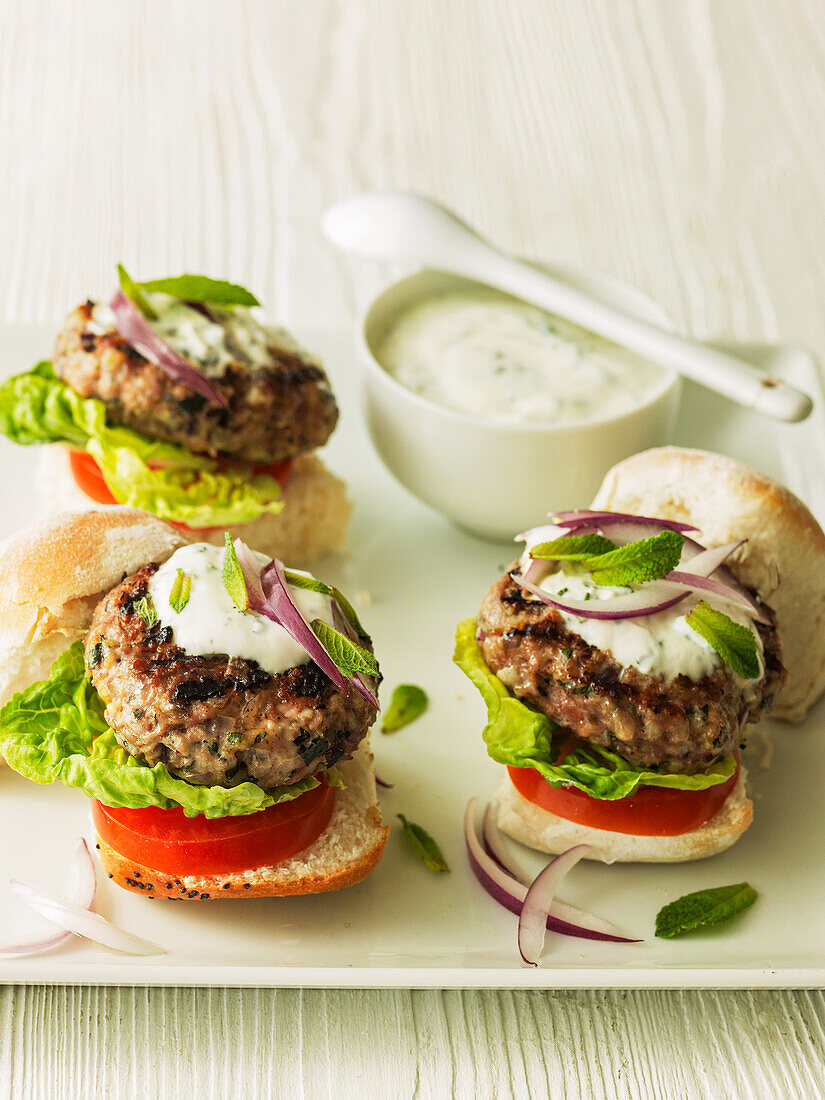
xmin=92 ymin=295 xmax=321 ymax=379
xmin=147 ymin=543 xmax=334 ymax=676
xmin=376 ymin=289 xmax=667 ymax=425
xmin=522 ymin=558 xmax=764 ymax=683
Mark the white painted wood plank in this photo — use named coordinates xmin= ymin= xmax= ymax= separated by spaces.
xmin=1 ymin=0 xmax=825 ymax=1096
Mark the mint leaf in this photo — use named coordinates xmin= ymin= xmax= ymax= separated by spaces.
xmin=685 ymin=600 xmax=760 ymax=678
xmin=311 ymin=619 xmax=378 ymax=678
xmin=133 ymin=595 xmax=158 ymax=626
xmin=283 ymin=570 xmax=333 ymax=598
xmin=282 ymin=570 xmax=367 ymax=640
xmin=530 ymin=534 xmax=617 ymax=561
xmin=117 ymin=263 xmax=158 ymax=320
xmin=397 ymin=814 xmax=450 ymax=873
xmin=222 ymin=531 xmax=248 ymax=611
xmin=583 ymin=530 xmax=684 ymax=586
xmin=382 ymin=684 xmax=428 ymax=734
xmin=137 ymin=274 xmax=260 ymax=308
xmin=168 ymin=569 xmax=191 ymax=613
xmin=655 ymin=882 xmax=757 ymax=938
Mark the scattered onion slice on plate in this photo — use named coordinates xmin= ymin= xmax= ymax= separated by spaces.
xmin=9 ymin=879 xmax=163 ymax=956
xmin=1 ymin=838 xmax=162 ymax=958
xmin=464 ymin=799 xmax=637 ymax=946
xmin=518 ymin=845 xmax=593 ymax=967
xmin=0 ymin=839 xmax=96 ymax=958
xmin=374 ymin=773 xmax=394 ymax=790
xmin=110 ymin=289 xmax=230 ymax=410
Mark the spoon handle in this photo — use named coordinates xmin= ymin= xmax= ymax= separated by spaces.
xmin=456 ymin=249 xmax=813 ymax=423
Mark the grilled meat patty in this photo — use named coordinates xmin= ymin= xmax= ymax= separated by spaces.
xmin=477 ymin=567 xmax=784 ymax=773
xmin=85 ymin=564 xmax=375 ymax=789
xmin=54 ymin=302 xmax=339 ymax=463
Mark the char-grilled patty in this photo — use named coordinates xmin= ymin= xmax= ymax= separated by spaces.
xmin=477 ymin=567 xmax=784 ymax=773
xmin=85 ymin=564 xmax=376 ymax=789
xmin=54 ymin=302 xmax=339 ymax=463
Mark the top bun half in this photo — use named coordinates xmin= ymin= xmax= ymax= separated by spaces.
xmin=0 ymin=508 xmax=185 ymax=706
xmin=592 ymin=447 xmax=825 ymax=722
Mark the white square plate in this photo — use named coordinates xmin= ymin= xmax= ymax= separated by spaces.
xmin=0 ymin=325 xmax=823 ymax=989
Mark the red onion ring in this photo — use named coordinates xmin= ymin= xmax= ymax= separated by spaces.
xmin=374 ymin=773 xmax=394 ymax=790
xmin=9 ymin=880 xmax=162 ymax=955
xmin=110 ymin=289 xmax=230 ymax=410
xmin=553 ymin=510 xmax=699 ymax=533
xmin=464 ymin=799 xmax=638 ymax=944
xmin=0 ymin=839 xmax=97 ymax=958
xmin=518 ymin=845 xmax=593 ymax=966
xmin=513 ymin=570 xmax=687 ymax=620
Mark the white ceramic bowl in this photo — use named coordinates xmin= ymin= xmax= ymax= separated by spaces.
xmin=359 ymin=266 xmax=681 ymax=541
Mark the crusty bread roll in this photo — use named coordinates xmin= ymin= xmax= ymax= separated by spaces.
xmin=591 ymin=446 xmax=825 ymax=722
xmin=39 ymin=446 xmax=352 ymax=565
xmin=0 ymin=507 xmax=185 ymax=707
xmin=0 ymin=508 xmax=389 ymax=895
xmin=494 ymin=768 xmax=752 ymax=864
xmin=97 ymin=741 xmax=389 ymax=900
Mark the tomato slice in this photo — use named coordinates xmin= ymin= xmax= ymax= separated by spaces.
xmin=91 ymin=781 xmax=335 ymax=875
xmin=69 ymin=449 xmax=118 ymax=505
xmin=68 ymin=449 xmax=294 ymax=536
xmin=507 ymin=756 xmax=740 ymax=837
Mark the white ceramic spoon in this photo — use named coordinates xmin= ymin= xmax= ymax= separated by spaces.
xmin=323 ymin=192 xmax=813 ymax=423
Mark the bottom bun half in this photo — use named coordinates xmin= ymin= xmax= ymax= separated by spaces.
xmin=95 ymin=742 xmax=390 ymax=900
xmin=493 ymin=768 xmax=753 ymax=864
xmin=40 ymin=447 xmax=352 ymax=565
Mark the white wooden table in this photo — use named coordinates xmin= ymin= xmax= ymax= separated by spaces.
xmin=1 ymin=1 xmax=824 ymax=1095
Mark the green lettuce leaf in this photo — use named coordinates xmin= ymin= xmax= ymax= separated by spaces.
xmin=0 ymin=362 xmax=284 ymax=527
xmin=453 ymin=618 xmax=735 ymax=800
xmin=0 ymin=642 xmax=317 ymax=818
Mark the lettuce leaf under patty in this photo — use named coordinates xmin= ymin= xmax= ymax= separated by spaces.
xmin=0 ymin=642 xmax=319 ymax=818
xmin=0 ymin=362 xmax=284 ymax=527
xmin=453 ymin=618 xmax=736 ymax=800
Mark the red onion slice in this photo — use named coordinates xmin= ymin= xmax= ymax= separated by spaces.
xmin=516 ymin=522 xmax=568 ymax=545
xmin=553 ymin=510 xmax=699 ymax=533
xmin=110 ymin=289 xmax=229 ymax=410
xmin=464 ymin=799 xmax=637 ymax=944
xmin=232 ymin=538 xmax=267 ymax=606
xmin=9 ymin=880 xmax=162 ymax=956
xmin=249 ymin=557 xmax=350 ymax=695
xmin=518 ymin=845 xmax=593 ymax=966
xmin=513 ymin=571 xmax=686 ymax=620
xmin=482 ymin=800 xmax=531 ymax=885
xmin=374 ymin=773 xmax=394 ymax=790
xmin=0 ymin=840 xmax=97 ymax=958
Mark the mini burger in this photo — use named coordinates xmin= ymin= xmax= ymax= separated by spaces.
xmin=0 ymin=508 xmax=388 ymax=898
xmin=454 ymin=448 xmax=825 ymax=863
xmin=0 ymin=268 xmax=350 ymax=562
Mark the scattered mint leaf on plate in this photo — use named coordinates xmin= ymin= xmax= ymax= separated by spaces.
xmin=137 ymin=274 xmax=260 ymax=308
xmin=133 ymin=595 xmax=158 ymax=627
xmin=529 ymin=534 xmax=617 ymax=561
xmin=168 ymin=569 xmax=191 ymax=614
xmin=117 ymin=263 xmax=158 ymax=320
xmin=222 ymin=532 xmax=249 ymax=611
xmin=382 ymin=684 xmax=428 ymax=733
xmin=655 ymin=882 xmax=758 ymax=938
xmin=583 ymin=529 xmax=684 ymax=586
xmin=397 ymin=814 xmax=449 ymax=873
xmin=311 ymin=620 xmax=379 ymax=678
xmin=685 ymin=600 xmax=760 ymax=678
